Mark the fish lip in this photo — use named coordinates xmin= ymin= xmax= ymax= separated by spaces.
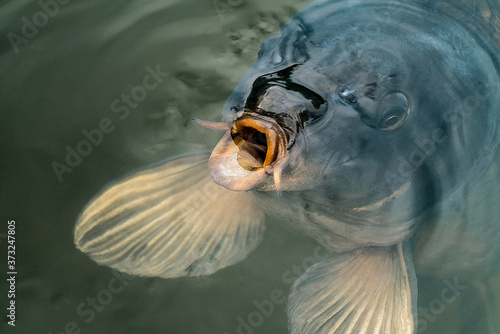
xmin=207 ymin=111 xmax=294 ymax=193
xmin=230 ymin=112 xmax=290 ymax=172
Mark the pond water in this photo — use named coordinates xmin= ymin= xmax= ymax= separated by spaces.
xmin=1 ymin=0 xmax=499 ymax=333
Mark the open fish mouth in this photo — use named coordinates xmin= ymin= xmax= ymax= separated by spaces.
xmin=196 ymin=112 xmax=293 ymax=194
xmin=195 ymin=66 xmax=327 ymax=194
xmin=231 ymin=113 xmax=289 ymax=171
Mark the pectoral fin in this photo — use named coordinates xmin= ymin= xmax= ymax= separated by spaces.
xmin=288 ymin=243 xmax=417 ymax=334
xmin=74 ymin=153 xmax=265 ymax=278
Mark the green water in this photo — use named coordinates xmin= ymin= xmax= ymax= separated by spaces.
xmin=0 ymin=0 xmax=499 ymax=333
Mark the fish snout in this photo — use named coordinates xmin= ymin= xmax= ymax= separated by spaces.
xmin=206 ymin=67 xmax=327 ymax=193
xmin=206 ymin=111 xmax=294 ymax=193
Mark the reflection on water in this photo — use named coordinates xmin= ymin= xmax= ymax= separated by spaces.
xmin=0 ymin=0 xmax=499 ymax=333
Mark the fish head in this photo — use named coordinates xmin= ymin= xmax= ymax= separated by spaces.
xmin=207 ymin=1 xmax=500 ymax=208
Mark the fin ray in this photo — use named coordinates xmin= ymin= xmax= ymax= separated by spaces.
xmin=75 ymin=153 xmax=266 ymax=278
xmin=288 ymin=243 xmax=417 ymax=334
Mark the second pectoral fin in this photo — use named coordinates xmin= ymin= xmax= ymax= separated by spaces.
xmin=288 ymin=243 xmax=417 ymax=334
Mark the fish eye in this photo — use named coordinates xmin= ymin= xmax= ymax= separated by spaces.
xmin=377 ymin=93 xmax=409 ymax=131
xmin=379 ymin=110 xmax=406 ymax=130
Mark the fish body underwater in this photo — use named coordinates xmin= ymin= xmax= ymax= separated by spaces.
xmin=75 ymin=0 xmax=500 ymax=333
